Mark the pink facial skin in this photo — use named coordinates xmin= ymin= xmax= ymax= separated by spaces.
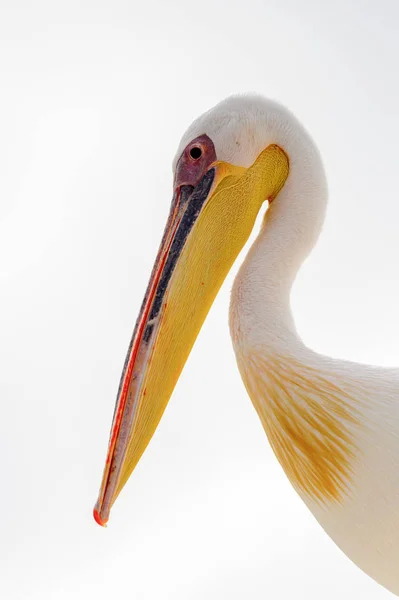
xmin=174 ymin=134 xmax=217 ymax=190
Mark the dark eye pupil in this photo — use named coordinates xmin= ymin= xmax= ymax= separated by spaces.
xmin=189 ymin=146 xmax=202 ymax=159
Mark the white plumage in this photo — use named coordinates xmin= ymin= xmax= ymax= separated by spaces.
xmin=176 ymin=95 xmax=399 ymax=595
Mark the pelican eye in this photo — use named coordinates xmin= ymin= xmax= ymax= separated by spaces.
xmin=189 ymin=146 xmax=202 ymax=160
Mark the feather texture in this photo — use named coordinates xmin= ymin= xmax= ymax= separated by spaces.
xmin=176 ymin=94 xmax=399 ymax=594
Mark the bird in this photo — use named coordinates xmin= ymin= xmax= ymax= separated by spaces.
xmin=94 ymin=94 xmax=399 ymax=596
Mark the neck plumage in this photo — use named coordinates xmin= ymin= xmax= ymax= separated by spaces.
xmin=229 ymin=122 xmax=328 ymax=356
xmin=228 ymin=128 xmax=365 ymax=509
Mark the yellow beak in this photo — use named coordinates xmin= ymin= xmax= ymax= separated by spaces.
xmin=94 ymin=144 xmax=289 ymax=526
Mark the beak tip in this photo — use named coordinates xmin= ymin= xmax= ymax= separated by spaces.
xmin=93 ymin=506 xmax=108 ymax=527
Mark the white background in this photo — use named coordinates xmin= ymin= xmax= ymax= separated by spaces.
xmin=1 ymin=1 xmax=399 ymax=598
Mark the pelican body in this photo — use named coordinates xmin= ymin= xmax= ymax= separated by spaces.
xmin=94 ymin=95 xmax=399 ymax=595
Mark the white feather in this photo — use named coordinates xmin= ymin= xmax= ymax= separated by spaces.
xmin=177 ymin=94 xmax=399 ymax=595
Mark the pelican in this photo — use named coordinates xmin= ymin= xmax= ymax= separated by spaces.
xmin=94 ymin=94 xmax=399 ymax=595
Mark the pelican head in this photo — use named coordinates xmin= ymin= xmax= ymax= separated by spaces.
xmin=93 ymin=94 xmax=327 ymax=526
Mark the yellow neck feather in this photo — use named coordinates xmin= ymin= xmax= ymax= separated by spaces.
xmin=237 ymin=350 xmax=363 ymax=506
